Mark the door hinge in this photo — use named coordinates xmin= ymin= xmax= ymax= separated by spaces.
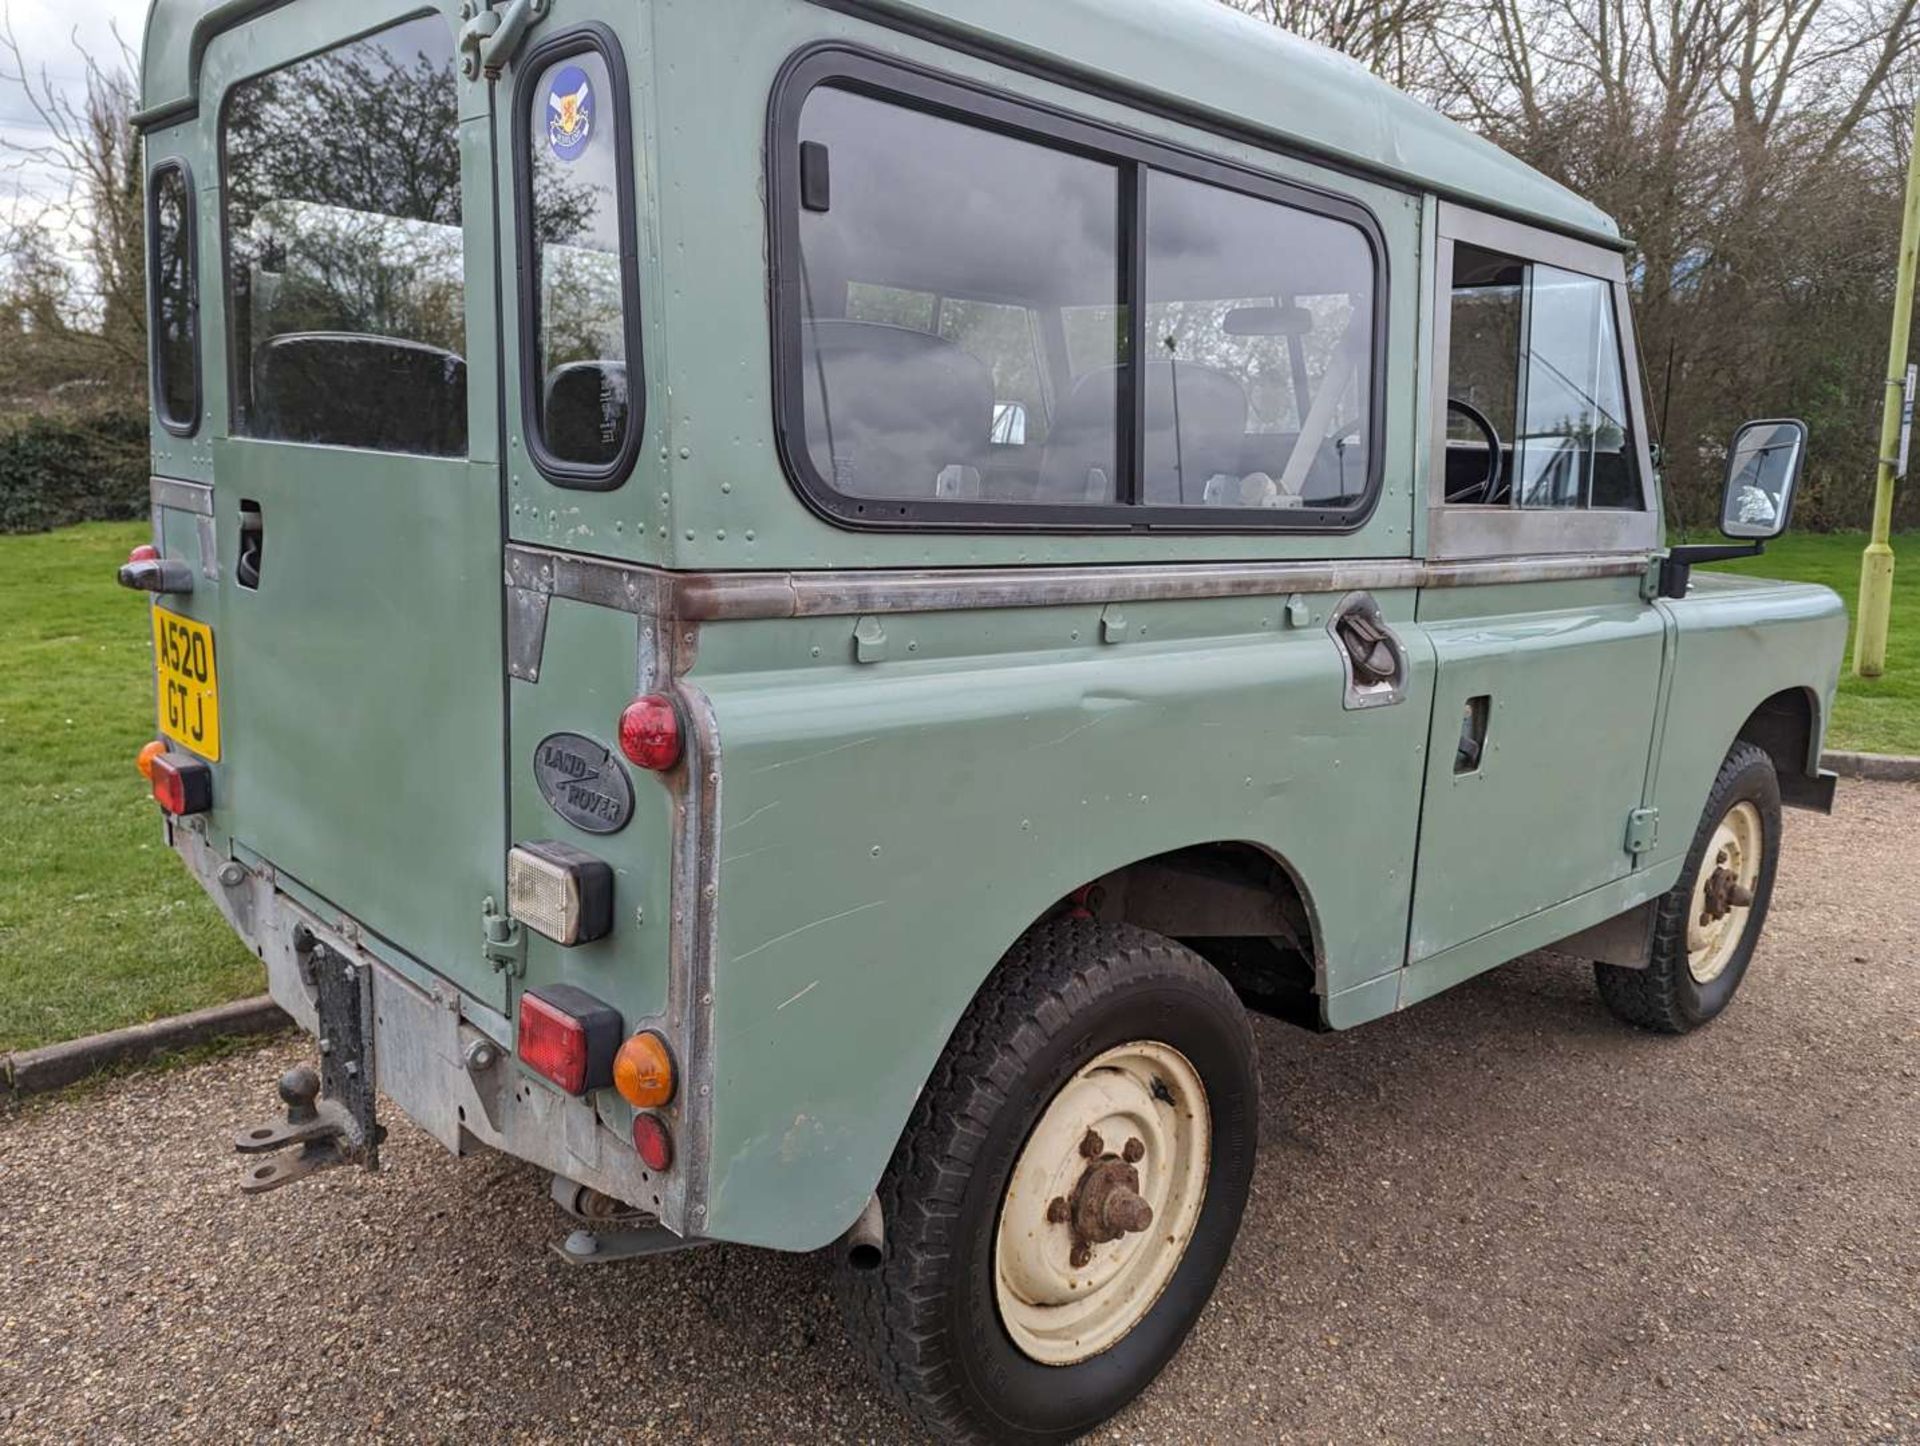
xmin=458 ymin=0 xmax=550 ymax=81
xmin=482 ymin=895 xmax=526 ymax=977
xmin=1640 ymin=556 xmax=1665 ymax=602
xmin=1625 ymin=807 xmax=1659 ymax=856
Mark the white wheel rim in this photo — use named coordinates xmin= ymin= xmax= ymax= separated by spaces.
xmin=1686 ymin=800 xmax=1763 ymax=984
xmin=993 ymin=1041 xmax=1210 ymax=1366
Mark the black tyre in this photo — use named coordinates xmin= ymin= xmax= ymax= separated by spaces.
xmin=1596 ymin=741 xmax=1781 ymax=1033
xmin=839 ymin=920 xmax=1258 ymax=1444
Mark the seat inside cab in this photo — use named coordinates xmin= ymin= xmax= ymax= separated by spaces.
xmin=791 ymin=84 xmax=1375 ymax=513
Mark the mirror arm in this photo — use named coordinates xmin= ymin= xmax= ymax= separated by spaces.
xmin=1656 ymin=541 xmax=1765 ymax=600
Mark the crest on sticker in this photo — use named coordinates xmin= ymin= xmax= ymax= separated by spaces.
xmin=546 ymin=65 xmax=594 ymax=162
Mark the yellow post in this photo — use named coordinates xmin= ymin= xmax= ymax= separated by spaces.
xmin=1854 ymin=97 xmax=1920 ymax=677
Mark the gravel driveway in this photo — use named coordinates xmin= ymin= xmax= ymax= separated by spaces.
xmin=3 ymin=781 xmax=1917 ymax=1443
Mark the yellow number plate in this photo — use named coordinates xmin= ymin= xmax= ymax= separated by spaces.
xmin=152 ymin=607 xmax=221 ymax=760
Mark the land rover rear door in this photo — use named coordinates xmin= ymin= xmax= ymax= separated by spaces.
xmin=203 ymin=4 xmax=510 ymax=1009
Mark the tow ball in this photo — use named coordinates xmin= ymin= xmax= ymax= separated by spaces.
xmin=233 ymin=930 xmax=382 ymax=1192
xmin=233 ymin=1064 xmax=379 ymax=1193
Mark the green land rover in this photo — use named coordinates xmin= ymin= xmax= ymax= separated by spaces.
xmin=129 ymin=0 xmax=1844 ymax=1437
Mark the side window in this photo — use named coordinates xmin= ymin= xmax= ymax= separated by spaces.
xmin=774 ymin=59 xmax=1387 ymax=529
xmin=518 ymin=32 xmax=641 ymax=486
xmin=148 ymin=161 xmax=199 ymax=435
xmin=1143 ymin=171 xmax=1374 ymax=509
xmin=792 ymin=84 xmax=1124 ymax=510
xmin=1442 ymin=243 xmax=1640 ymax=510
xmin=221 ymin=15 xmax=467 ymax=457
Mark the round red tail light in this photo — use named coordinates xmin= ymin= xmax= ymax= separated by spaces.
xmin=632 ymin=1112 xmax=674 ymax=1172
xmin=618 ymin=694 xmax=683 ymax=771
xmin=127 ymin=543 xmax=159 ymax=563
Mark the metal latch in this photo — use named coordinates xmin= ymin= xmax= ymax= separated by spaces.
xmin=483 ymin=895 xmax=526 ymax=976
xmin=1625 ymin=807 xmax=1659 ymax=856
xmin=853 ymin=615 xmax=888 ymax=663
xmin=1325 ymin=592 xmax=1407 ymax=710
xmin=1334 ymin=609 xmax=1397 ymax=683
xmin=457 ymin=0 xmax=550 ymax=80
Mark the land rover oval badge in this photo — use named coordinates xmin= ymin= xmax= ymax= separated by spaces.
xmin=533 ymin=732 xmax=633 ymax=834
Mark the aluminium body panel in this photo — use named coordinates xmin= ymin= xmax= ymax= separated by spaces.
xmin=548 ymin=0 xmax=1428 ymax=572
xmin=1646 ymin=572 xmax=1849 ymax=871
xmin=689 ymin=586 xmax=1432 ymax=1251
xmin=1408 ymin=573 xmax=1667 ymax=961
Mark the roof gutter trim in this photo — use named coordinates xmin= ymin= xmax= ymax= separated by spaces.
xmin=133 ymin=0 xmax=296 ymax=131
xmin=805 ymin=0 xmax=1630 ymax=253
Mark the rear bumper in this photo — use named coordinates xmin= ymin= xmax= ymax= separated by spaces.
xmin=173 ymin=822 xmax=681 ymax=1231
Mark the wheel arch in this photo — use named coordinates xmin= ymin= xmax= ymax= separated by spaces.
xmin=1734 ymin=684 xmax=1820 ymax=777
xmin=794 ymin=833 xmax=1326 ymax=1255
xmin=1732 ymin=684 xmax=1832 ymax=811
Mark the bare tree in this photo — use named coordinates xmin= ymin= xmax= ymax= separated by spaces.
xmin=1222 ymin=0 xmax=1457 ymax=90
xmin=0 ymin=14 xmax=145 ymax=405
xmin=1229 ymin=0 xmax=1920 ymax=527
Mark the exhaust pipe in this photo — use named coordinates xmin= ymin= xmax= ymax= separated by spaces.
xmin=843 ymin=1192 xmax=884 ymax=1270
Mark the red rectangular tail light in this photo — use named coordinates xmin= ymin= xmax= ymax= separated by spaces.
xmin=516 ymin=984 xmax=621 ymax=1095
xmin=151 ymin=754 xmax=212 ymax=815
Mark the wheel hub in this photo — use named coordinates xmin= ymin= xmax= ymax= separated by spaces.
xmin=1050 ymin=1129 xmax=1156 ymax=1268
xmin=994 ymin=1041 xmax=1210 ymax=1365
xmin=1699 ymin=857 xmax=1755 ymax=923
xmin=1685 ymin=800 xmax=1764 ymax=984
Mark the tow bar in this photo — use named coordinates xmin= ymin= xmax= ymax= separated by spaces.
xmin=233 ymin=930 xmax=382 ymax=1192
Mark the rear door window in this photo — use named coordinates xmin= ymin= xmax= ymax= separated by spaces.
xmin=221 ymin=15 xmax=467 ymax=456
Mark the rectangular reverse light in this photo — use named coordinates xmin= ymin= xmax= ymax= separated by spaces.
xmin=507 ymin=841 xmax=614 ymax=946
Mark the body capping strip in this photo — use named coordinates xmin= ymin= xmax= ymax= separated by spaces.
xmin=506 ymin=543 xmax=1650 ymax=622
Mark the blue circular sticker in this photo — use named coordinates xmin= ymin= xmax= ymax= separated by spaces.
xmin=546 ymin=65 xmax=594 ymax=163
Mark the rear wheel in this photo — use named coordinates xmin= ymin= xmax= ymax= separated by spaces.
xmin=839 ymin=920 xmax=1258 ymax=1444
xmin=1596 ymin=741 xmax=1781 ymax=1033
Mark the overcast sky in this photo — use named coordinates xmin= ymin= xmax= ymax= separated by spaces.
xmin=2 ymin=0 xmax=147 ymax=212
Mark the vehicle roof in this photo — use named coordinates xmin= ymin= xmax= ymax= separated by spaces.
xmin=138 ymin=0 xmax=1620 ymax=246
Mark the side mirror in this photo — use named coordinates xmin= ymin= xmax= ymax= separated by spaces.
xmin=1720 ymin=418 xmax=1806 ymax=540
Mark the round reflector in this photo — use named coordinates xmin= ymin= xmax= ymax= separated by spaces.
xmin=136 ymin=739 xmax=168 ymax=780
xmin=632 ymin=1112 xmax=673 ymax=1172
xmin=613 ymin=1030 xmax=675 ymax=1108
xmin=617 ymin=695 xmax=682 ymax=771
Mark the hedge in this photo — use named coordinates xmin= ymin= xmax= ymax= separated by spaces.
xmin=0 ymin=411 xmax=150 ymax=534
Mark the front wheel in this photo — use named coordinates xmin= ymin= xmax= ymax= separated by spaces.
xmin=1596 ymin=741 xmax=1782 ymax=1033
xmin=839 ymin=920 xmax=1258 ymax=1444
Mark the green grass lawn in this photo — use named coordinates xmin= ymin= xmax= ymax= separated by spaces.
xmin=0 ymin=521 xmax=260 ymax=1053
xmin=1704 ymin=530 xmax=1920 ymax=756
xmin=0 ymin=520 xmax=1912 ymax=1054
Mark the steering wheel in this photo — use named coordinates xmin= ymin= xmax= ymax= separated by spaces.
xmin=1444 ymin=397 xmax=1504 ymax=504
